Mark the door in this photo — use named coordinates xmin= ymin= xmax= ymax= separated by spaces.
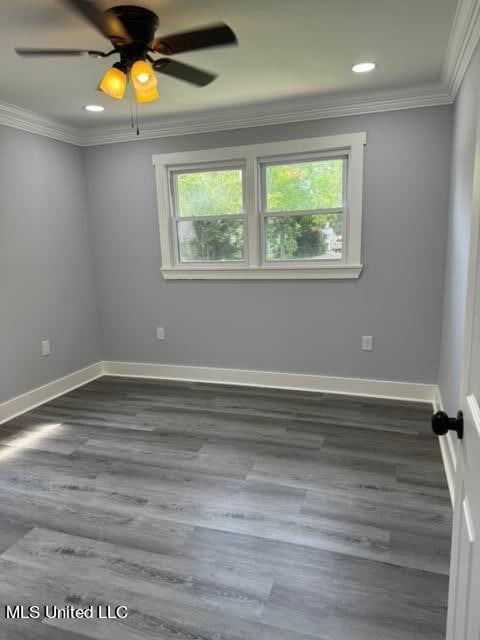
xmin=445 ymin=110 xmax=480 ymax=640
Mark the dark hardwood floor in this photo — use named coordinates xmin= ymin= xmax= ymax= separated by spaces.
xmin=0 ymin=377 xmax=451 ymax=639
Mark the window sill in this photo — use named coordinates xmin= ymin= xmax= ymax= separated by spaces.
xmin=160 ymin=264 xmax=363 ymax=280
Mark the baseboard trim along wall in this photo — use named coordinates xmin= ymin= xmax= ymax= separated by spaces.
xmin=0 ymin=360 xmax=437 ymax=426
xmin=103 ymin=361 xmax=436 ymax=403
xmin=1 ymin=359 xmax=453 ymax=497
xmin=433 ymin=386 xmax=457 ymax=506
xmin=0 ymin=362 xmax=104 ymax=425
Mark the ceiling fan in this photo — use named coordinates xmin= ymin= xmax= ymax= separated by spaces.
xmin=14 ymin=0 xmax=238 ymax=104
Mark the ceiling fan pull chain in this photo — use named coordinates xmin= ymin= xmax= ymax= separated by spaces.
xmin=135 ymin=102 xmax=140 ymax=136
xmin=130 ymin=99 xmax=134 ymax=129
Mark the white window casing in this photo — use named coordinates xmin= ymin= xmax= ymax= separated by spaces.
xmin=153 ymin=132 xmax=366 ymax=280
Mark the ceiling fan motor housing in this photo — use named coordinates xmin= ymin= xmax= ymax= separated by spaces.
xmin=107 ymin=5 xmax=159 ymax=65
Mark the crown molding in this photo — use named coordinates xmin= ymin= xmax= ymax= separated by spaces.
xmin=0 ymin=99 xmax=82 ymax=146
xmin=6 ymin=0 xmax=480 ymax=150
xmin=442 ymin=0 xmax=480 ymax=97
xmin=0 ymin=83 xmax=452 ymax=148
xmin=78 ymin=82 xmax=452 ymax=146
xmin=2 ymin=1 xmax=480 ymax=147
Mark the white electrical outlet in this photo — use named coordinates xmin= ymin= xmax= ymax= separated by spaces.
xmin=41 ymin=339 xmax=50 ymax=356
xmin=362 ymin=335 xmax=373 ymax=352
xmin=156 ymin=327 xmax=165 ymax=341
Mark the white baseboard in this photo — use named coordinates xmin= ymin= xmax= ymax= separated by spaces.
xmin=0 ymin=358 xmax=455 ymax=510
xmin=433 ymin=385 xmax=457 ymax=506
xmin=103 ymin=360 xmax=436 ymax=403
xmin=1 ymin=356 xmax=439 ymax=441
xmin=0 ymin=362 xmax=104 ymax=425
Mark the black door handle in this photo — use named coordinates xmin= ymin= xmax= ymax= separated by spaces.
xmin=432 ymin=411 xmax=464 ymax=439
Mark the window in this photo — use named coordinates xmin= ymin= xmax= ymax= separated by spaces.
xmin=261 ymin=156 xmax=346 ymax=263
xmin=172 ymin=166 xmax=246 ymax=263
xmin=153 ymin=132 xmax=365 ymax=279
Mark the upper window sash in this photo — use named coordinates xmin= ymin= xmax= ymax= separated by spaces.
xmin=170 ymin=163 xmax=247 ymax=217
xmin=259 ymin=151 xmax=348 ymax=214
xmin=153 ymin=132 xmax=366 ymax=280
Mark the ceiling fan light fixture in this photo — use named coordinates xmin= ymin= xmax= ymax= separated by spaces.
xmin=135 ymin=85 xmax=160 ymax=104
xmin=99 ymin=64 xmax=127 ymax=100
xmin=131 ymin=60 xmax=157 ymax=92
xmin=13 ymin=3 xmax=238 ymax=117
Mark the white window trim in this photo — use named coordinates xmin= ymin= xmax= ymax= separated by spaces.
xmin=153 ymin=132 xmax=366 ymax=280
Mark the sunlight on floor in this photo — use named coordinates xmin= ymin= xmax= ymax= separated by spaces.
xmin=0 ymin=423 xmax=61 ymax=461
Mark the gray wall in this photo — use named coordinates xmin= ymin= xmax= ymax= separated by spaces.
xmin=438 ymin=45 xmax=480 ymax=413
xmin=84 ymin=106 xmax=452 ymax=384
xmin=0 ymin=126 xmax=101 ymax=403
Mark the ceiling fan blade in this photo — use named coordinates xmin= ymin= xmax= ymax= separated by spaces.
xmin=15 ymin=48 xmax=106 ymax=57
xmin=152 ymin=22 xmax=237 ymax=55
xmin=153 ymin=58 xmax=217 ymax=86
xmin=60 ymin=0 xmax=133 ymax=44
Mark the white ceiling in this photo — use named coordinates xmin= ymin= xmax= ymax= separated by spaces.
xmin=0 ymin=0 xmax=457 ymax=128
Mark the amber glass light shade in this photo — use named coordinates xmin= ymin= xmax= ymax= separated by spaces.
xmin=135 ymin=85 xmax=160 ymax=103
xmin=131 ymin=60 xmax=157 ymax=92
xmin=99 ymin=66 xmax=127 ymax=100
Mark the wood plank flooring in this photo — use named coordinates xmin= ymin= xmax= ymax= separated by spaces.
xmin=0 ymin=377 xmax=451 ymax=639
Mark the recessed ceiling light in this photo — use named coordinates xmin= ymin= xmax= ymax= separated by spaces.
xmin=352 ymin=62 xmax=377 ymax=74
xmin=84 ymin=104 xmax=104 ymax=112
